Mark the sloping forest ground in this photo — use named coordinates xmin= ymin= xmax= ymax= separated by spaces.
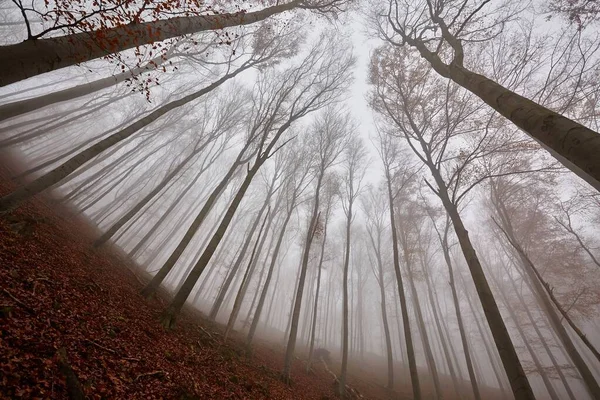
xmin=0 ymin=153 xmax=394 ymax=399
xmin=0 ymin=151 xmax=506 ymax=400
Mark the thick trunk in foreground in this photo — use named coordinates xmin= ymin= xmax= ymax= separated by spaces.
xmin=0 ymin=1 xmax=300 ymax=86
xmin=411 ymin=42 xmax=600 ymax=191
xmin=0 ymin=66 xmax=245 ymax=214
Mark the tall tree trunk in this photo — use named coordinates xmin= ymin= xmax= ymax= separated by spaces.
xmin=160 ymin=164 xmax=260 ymax=328
xmin=458 ymin=271 xmax=511 ymax=399
xmin=128 ymin=167 xmax=206 ymax=257
xmin=493 ymin=274 xmax=561 ymax=400
xmin=422 ymin=260 xmax=461 ymax=398
xmin=410 ymin=40 xmax=600 ymax=191
xmin=94 ymin=150 xmax=199 ymax=246
xmin=437 ymin=224 xmax=481 ymax=400
xmin=224 ymin=208 xmax=271 ymax=339
xmin=141 ymin=150 xmax=247 ymax=298
xmin=209 ymin=190 xmax=272 ymax=320
xmin=0 ymin=52 xmax=171 ymax=121
xmin=0 ymin=1 xmax=301 ymax=86
xmin=368 ymin=230 xmax=395 ymax=390
xmin=492 ymin=192 xmax=600 ymax=398
xmin=282 ymin=173 xmax=324 ymax=382
xmin=247 ymin=206 xmax=294 ymax=347
xmin=0 ymin=66 xmax=248 ymax=213
xmin=307 ymin=212 xmax=329 ymax=370
xmin=510 ymin=267 xmax=577 ymax=400
xmin=384 ymin=168 xmax=421 ymax=400
xmin=429 ymin=166 xmax=535 ymax=400
xmin=401 ymin=242 xmax=442 ymax=399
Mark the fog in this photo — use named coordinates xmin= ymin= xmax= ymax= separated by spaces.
xmin=1 ymin=0 xmax=600 ymax=399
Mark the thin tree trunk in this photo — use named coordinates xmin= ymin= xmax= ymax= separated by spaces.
xmin=224 ymin=208 xmax=271 ymax=339
xmin=510 ymin=267 xmax=577 ymax=400
xmin=384 ymin=168 xmax=421 ymax=400
xmin=141 ymin=150 xmax=247 ymax=298
xmin=493 ymin=274 xmax=561 ymax=400
xmin=422 ymin=260 xmax=461 ymax=398
xmin=160 ymin=165 xmax=260 ymax=328
xmin=0 ymin=65 xmax=249 ymax=213
xmin=209 ymin=190 xmax=272 ymax=320
xmin=307 ymin=213 xmax=329 ymax=370
xmin=282 ymin=173 xmax=324 ymax=382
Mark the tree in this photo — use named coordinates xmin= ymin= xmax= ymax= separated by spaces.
xmin=362 ymin=187 xmax=395 ymax=390
xmin=338 ymin=137 xmax=367 ymax=398
xmin=370 ymin=45 xmax=537 ymax=400
xmin=282 ymin=106 xmax=354 ymax=382
xmin=375 ymin=0 xmax=600 ymax=191
xmin=160 ymin=33 xmax=354 ymax=328
xmin=0 ymin=26 xmax=297 ymax=214
xmin=0 ymin=0 xmax=349 ymax=86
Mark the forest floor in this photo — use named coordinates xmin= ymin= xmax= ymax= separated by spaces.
xmin=0 ymin=155 xmax=396 ymax=399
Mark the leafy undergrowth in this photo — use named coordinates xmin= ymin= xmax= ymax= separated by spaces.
xmin=0 ymin=159 xmax=383 ymax=399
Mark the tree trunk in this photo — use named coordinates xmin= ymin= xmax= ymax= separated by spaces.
xmin=224 ymin=208 xmax=271 ymax=339
xmin=94 ymin=150 xmax=199 ymax=246
xmin=368 ymin=230 xmax=394 ymax=390
xmin=141 ymin=151 xmax=246 ymax=298
xmin=247 ymin=206 xmax=294 ymax=347
xmin=0 ymin=65 xmax=247 ymax=213
xmin=430 ymin=167 xmax=535 ymax=400
xmin=402 ymin=242 xmax=441 ymax=399
xmin=209 ymin=189 xmax=272 ymax=319
xmin=384 ymin=168 xmax=421 ymax=400
xmin=412 ymin=41 xmax=600 ymax=191
xmin=0 ymin=1 xmax=300 ymax=86
xmin=422 ymin=259 xmax=461 ymax=398
xmin=493 ymin=275 xmax=561 ymax=400
xmin=493 ymin=193 xmax=600 ymax=398
xmin=282 ymin=172 xmax=324 ymax=382
xmin=510 ymin=267 xmax=577 ymax=400
xmin=160 ymin=164 xmax=260 ymax=328
xmin=0 ymin=52 xmax=170 ymax=121
xmin=438 ymin=226 xmax=481 ymax=400
xmin=307 ymin=213 xmax=329 ymax=370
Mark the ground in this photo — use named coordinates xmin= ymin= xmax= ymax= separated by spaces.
xmin=0 ymin=155 xmax=391 ymax=399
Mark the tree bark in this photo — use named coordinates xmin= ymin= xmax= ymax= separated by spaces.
xmin=0 ymin=1 xmax=300 ymax=86
xmin=409 ymin=40 xmax=600 ymax=191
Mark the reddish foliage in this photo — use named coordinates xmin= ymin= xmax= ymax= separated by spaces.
xmin=0 ymin=158 xmax=379 ymax=399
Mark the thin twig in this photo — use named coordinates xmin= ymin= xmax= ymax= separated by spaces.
xmin=135 ymin=370 xmax=164 ymax=381
xmin=2 ymin=289 xmax=34 ymax=314
xmin=84 ymin=339 xmax=117 ymax=354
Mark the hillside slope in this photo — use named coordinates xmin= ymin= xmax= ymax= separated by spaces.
xmin=0 ymin=157 xmax=384 ymax=399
